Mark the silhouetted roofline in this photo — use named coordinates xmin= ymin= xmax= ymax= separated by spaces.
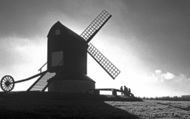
xmin=47 ymin=21 xmax=86 ymax=44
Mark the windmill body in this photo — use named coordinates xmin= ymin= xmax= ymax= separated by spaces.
xmin=47 ymin=21 xmax=87 ymax=76
xmin=47 ymin=21 xmax=95 ymax=93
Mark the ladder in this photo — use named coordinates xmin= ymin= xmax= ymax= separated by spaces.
xmin=27 ymin=72 xmax=56 ymax=92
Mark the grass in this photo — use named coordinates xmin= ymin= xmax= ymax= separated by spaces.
xmin=106 ymin=100 xmax=190 ymax=119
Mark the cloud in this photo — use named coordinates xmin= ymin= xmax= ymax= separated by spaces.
xmin=150 ymin=69 xmax=190 ymax=95
xmin=154 ymin=69 xmax=175 ymax=82
xmin=163 ymin=72 xmax=175 ymax=80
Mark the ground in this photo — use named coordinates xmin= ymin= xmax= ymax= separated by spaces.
xmin=0 ymin=92 xmax=190 ymax=119
xmin=107 ymin=100 xmax=190 ymax=119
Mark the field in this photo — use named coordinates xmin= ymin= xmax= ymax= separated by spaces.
xmin=0 ymin=92 xmax=190 ymax=119
xmin=106 ymin=100 xmax=190 ymax=119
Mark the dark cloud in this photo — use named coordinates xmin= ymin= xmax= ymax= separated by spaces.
xmin=0 ymin=0 xmax=129 ymax=38
xmin=0 ymin=0 xmax=74 ymax=38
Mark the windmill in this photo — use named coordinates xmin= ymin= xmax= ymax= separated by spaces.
xmin=0 ymin=10 xmax=120 ymax=93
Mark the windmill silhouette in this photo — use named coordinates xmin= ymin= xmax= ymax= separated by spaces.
xmin=1 ymin=10 xmax=120 ymax=93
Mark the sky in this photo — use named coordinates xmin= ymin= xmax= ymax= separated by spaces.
xmin=0 ymin=0 xmax=190 ymax=97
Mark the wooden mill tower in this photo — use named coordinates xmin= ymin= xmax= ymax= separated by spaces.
xmin=47 ymin=21 xmax=95 ymax=93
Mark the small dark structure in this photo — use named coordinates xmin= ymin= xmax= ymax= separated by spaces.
xmin=94 ymin=88 xmax=134 ymax=97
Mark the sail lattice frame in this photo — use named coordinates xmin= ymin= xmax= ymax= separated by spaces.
xmin=80 ymin=10 xmax=120 ymax=79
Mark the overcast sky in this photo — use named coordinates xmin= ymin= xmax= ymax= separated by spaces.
xmin=0 ymin=0 xmax=190 ymax=97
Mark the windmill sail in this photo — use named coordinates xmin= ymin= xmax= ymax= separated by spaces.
xmin=88 ymin=43 xmax=120 ymax=79
xmin=80 ymin=10 xmax=120 ymax=79
xmin=81 ymin=10 xmax=112 ymax=43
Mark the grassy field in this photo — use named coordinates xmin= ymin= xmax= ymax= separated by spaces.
xmin=106 ymin=100 xmax=190 ymax=119
xmin=0 ymin=92 xmax=190 ymax=119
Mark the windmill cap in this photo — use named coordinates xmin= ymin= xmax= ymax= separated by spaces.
xmin=47 ymin=21 xmax=70 ymax=37
xmin=47 ymin=21 xmax=87 ymax=45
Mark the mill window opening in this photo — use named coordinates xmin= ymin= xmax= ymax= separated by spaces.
xmin=55 ymin=29 xmax=61 ymax=35
xmin=51 ymin=51 xmax=64 ymax=67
